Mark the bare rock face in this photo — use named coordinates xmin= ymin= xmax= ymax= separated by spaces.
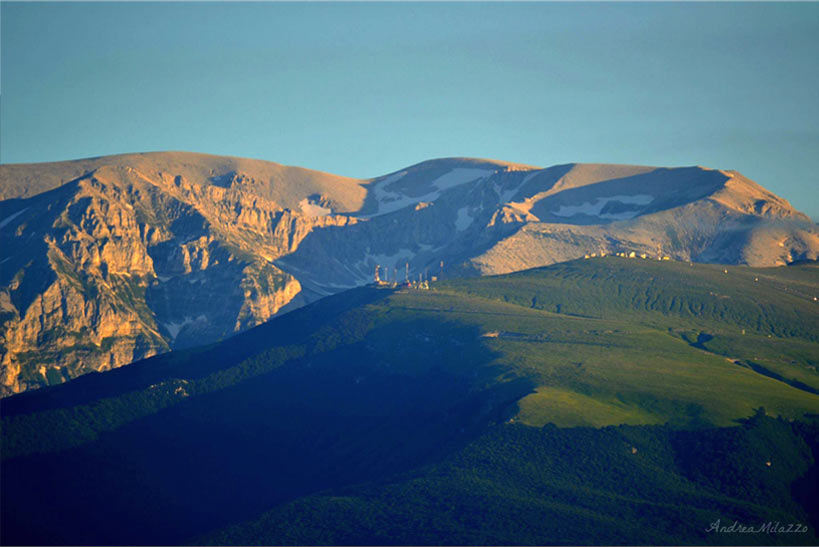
xmin=1 ymin=152 xmax=816 ymax=395
xmin=0 ymin=152 xmax=365 ymax=395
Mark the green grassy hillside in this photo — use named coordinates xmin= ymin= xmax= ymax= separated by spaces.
xmin=2 ymin=258 xmax=817 ymax=545
xmin=441 ymin=257 xmax=819 ymax=426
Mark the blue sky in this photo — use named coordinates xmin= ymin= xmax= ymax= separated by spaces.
xmin=2 ymin=2 xmax=818 ymax=217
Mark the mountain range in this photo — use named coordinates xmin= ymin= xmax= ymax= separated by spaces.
xmin=1 ymin=151 xmax=817 ymax=395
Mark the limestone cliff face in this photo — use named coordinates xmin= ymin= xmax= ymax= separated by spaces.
xmin=1 ymin=152 xmax=816 ymax=395
xmin=0 ymin=153 xmax=365 ymax=395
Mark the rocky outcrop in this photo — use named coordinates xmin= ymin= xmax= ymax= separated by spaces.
xmin=0 ymin=153 xmax=365 ymax=395
xmin=1 ymin=152 xmax=816 ymax=395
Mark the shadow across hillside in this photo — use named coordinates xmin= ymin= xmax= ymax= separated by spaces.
xmin=2 ymin=302 xmax=534 ymax=545
xmin=1 ymin=287 xmax=394 ymax=417
xmin=203 ymin=415 xmax=819 ymax=546
xmin=530 ymin=167 xmax=728 ymax=225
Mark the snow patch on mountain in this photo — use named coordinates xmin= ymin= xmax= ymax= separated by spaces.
xmin=357 ymin=247 xmax=416 ymax=272
xmin=299 ymin=198 xmax=332 ymax=217
xmin=489 ymin=170 xmax=545 ymax=206
xmin=432 ymin=168 xmax=493 ymax=192
xmin=553 ymin=195 xmax=654 ymax=220
xmin=455 ymin=207 xmax=474 ymax=231
xmin=0 ymin=207 xmax=29 ymax=230
xmin=163 ymin=314 xmax=208 ymax=340
xmin=365 ymin=168 xmax=492 ymax=216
